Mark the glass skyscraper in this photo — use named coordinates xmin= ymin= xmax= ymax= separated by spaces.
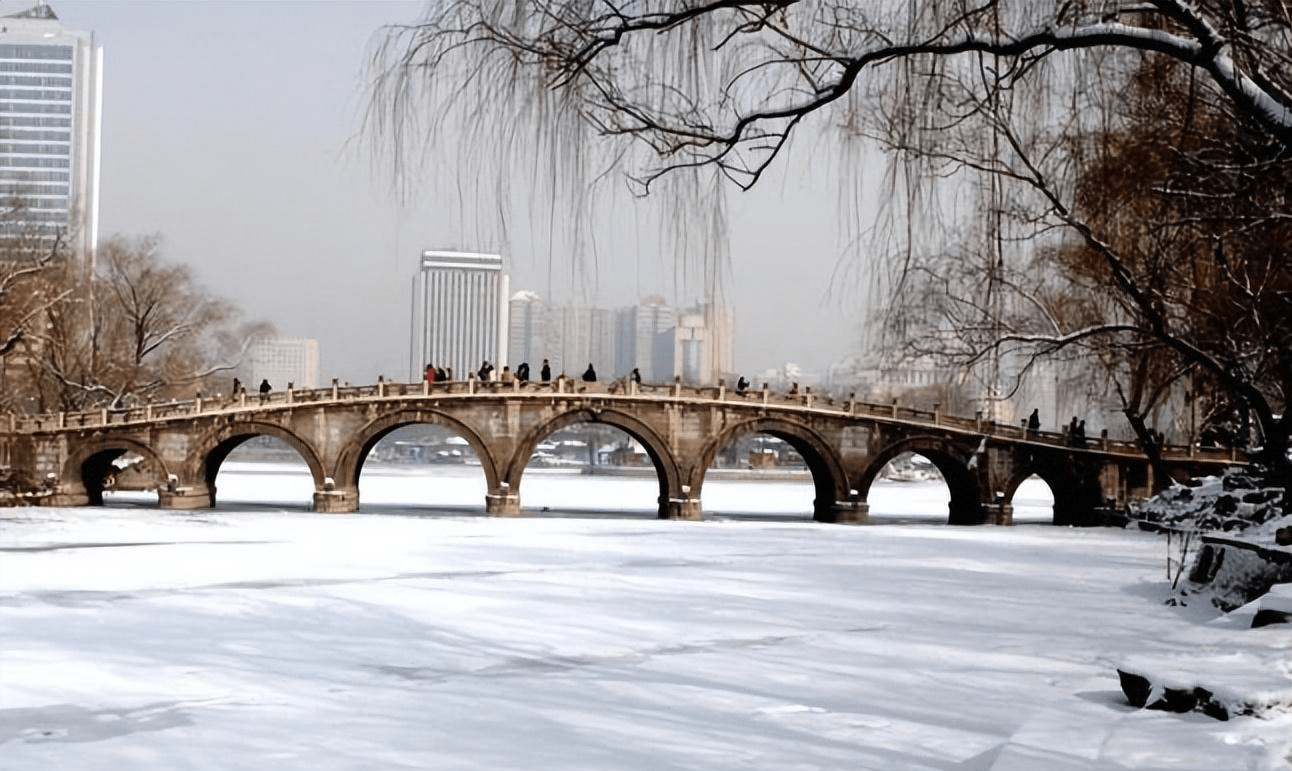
xmin=0 ymin=3 xmax=102 ymax=256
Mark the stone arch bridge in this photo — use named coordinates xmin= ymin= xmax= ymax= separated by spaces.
xmin=0 ymin=378 xmax=1240 ymax=524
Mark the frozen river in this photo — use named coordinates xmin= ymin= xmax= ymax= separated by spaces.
xmin=3 ymin=466 xmax=1288 ymax=770
xmin=107 ymin=461 xmax=1058 ymax=524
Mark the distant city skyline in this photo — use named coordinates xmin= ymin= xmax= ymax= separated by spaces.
xmin=26 ymin=1 xmax=870 ymax=385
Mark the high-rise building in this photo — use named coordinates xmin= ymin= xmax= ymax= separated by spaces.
xmin=507 ymin=290 xmax=549 ymax=370
xmin=619 ymin=296 xmax=678 ymax=382
xmin=0 ymin=3 xmax=102 ymax=257
xmin=248 ymin=338 xmax=320 ymax=390
xmin=410 ymin=250 xmax=509 ymax=380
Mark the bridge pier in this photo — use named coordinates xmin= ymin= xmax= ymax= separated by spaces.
xmin=485 ymin=487 xmax=521 ymax=516
xmin=819 ymin=500 xmax=869 ymax=524
xmin=160 ymin=484 xmax=214 ymax=510
xmin=313 ymin=487 xmax=359 ymax=513
xmin=983 ymin=502 xmax=1013 ymax=526
xmin=662 ymin=496 xmax=702 ymax=520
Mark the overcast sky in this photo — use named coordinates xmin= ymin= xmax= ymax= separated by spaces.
xmin=29 ymin=0 xmax=872 ymax=384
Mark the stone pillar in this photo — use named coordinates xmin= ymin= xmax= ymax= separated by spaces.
xmin=45 ymin=489 xmax=91 ymax=507
xmin=160 ymin=484 xmax=215 ymax=510
xmin=313 ymin=486 xmax=359 ymax=513
xmin=661 ymin=495 xmax=702 ymax=520
xmin=820 ymin=500 xmax=869 ymax=524
xmin=983 ymin=502 xmax=1014 ymax=525
xmin=485 ymin=486 xmax=521 ymax=516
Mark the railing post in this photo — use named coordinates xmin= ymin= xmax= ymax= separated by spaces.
xmin=469 ymin=373 xmax=477 ymax=394
xmin=286 ymin=384 xmax=294 ymax=404
xmin=377 ymin=375 xmax=385 ymax=398
xmin=59 ymin=411 xmax=65 ymax=429
xmin=761 ymin=383 xmax=769 ymax=406
xmin=891 ymin=399 xmax=898 ymax=419
xmin=804 ymin=386 xmax=812 ymax=409
xmin=673 ymin=375 xmax=681 ymax=398
xmin=975 ymin=410 xmax=983 ymax=432
xmin=933 ymin=402 xmax=940 ymax=425
xmin=332 ymin=378 xmax=339 ymax=400
xmin=717 ymin=378 xmax=726 ymax=401
xmin=193 ymin=392 xmax=202 ymax=413
xmin=100 ymin=407 xmax=108 ymax=425
xmin=847 ymin=393 xmax=856 ymax=415
xmin=422 ymin=376 xmax=429 ymax=396
xmin=1101 ymin=429 xmax=1109 ymax=451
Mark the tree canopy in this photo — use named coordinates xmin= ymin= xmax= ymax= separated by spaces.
xmin=370 ymin=1 xmax=1292 ymax=474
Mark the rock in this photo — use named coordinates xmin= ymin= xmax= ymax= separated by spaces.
xmin=1116 ymin=669 xmax=1230 ymax=720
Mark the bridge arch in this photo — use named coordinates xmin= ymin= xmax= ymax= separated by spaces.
xmin=507 ymin=408 xmax=680 ymax=517
xmin=191 ymin=422 xmax=326 ymax=507
xmin=64 ymin=438 xmax=170 ymax=506
xmin=1002 ymin=452 xmax=1105 ymax=526
xmin=694 ymin=417 xmax=850 ymax=521
xmin=857 ymin=436 xmax=984 ymax=525
xmin=334 ymin=409 xmax=501 ymax=494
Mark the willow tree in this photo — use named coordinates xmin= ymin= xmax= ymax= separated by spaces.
xmin=369 ymin=2 xmax=1292 ymax=482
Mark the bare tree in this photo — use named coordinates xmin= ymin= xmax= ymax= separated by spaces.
xmin=21 ymin=236 xmax=271 ymax=411
xmin=369 ymin=2 xmax=1292 ymax=488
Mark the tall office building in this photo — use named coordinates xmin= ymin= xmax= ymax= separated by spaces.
xmin=0 ymin=3 xmax=102 ymax=256
xmin=248 ymin=338 xmax=320 ymax=390
xmin=507 ymin=290 xmax=549 ymax=369
xmin=410 ymin=250 xmax=509 ymax=380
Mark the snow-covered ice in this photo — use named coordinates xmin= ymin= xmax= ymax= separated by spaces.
xmin=1 ymin=466 xmax=1289 ymax=770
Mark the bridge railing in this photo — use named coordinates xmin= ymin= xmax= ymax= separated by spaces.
xmin=2 ymin=377 xmax=1241 ymax=464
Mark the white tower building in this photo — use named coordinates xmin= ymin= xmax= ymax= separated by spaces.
xmin=0 ymin=2 xmax=102 ymax=257
xmin=410 ymin=250 xmax=509 ymax=380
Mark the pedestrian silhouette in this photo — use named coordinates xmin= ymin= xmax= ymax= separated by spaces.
xmin=258 ymin=379 xmax=271 ymax=403
xmin=478 ymin=361 xmax=494 ymax=381
xmin=630 ymin=367 xmax=641 ymax=384
xmin=582 ymin=363 xmax=597 ymax=382
xmin=736 ymin=376 xmax=749 ymax=393
xmin=517 ymin=362 xmax=530 ymax=383
xmin=232 ymin=377 xmax=241 ymax=398
xmin=1027 ymin=408 xmax=1040 ymax=432
xmin=540 ymin=359 xmax=551 ymax=382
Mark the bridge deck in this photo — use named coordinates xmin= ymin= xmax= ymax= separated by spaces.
xmin=3 ymin=378 xmax=1240 ymax=465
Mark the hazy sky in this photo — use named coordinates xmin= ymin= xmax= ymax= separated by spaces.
xmin=28 ymin=0 xmax=871 ymax=384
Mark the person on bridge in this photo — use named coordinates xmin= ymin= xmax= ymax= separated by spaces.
xmin=630 ymin=367 xmax=641 ymax=384
xmin=258 ymin=379 xmax=271 ymax=403
xmin=424 ymin=364 xmax=436 ymax=383
xmin=517 ymin=362 xmax=530 ymax=383
xmin=736 ymin=376 xmax=749 ymax=393
xmin=478 ymin=361 xmax=494 ymax=381
xmin=1027 ymin=408 xmax=1040 ymax=433
xmin=540 ymin=359 xmax=551 ymax=382
xmin=231 ymin=378 xmax=241 ymax=398
xmin=582 ymin=363 xmax=597 ymax=382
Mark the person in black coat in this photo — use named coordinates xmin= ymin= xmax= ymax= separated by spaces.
xmin=582 ymin=363 xmax=597 ymax=382
xmin=516 ymin=362 xmax=530 ymax=383
xmin=540 ymin=359 xmax=551 ymax=382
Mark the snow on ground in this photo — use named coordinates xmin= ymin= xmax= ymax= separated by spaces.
xmin=1 ymin=468 xmax=1289 ymax=770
